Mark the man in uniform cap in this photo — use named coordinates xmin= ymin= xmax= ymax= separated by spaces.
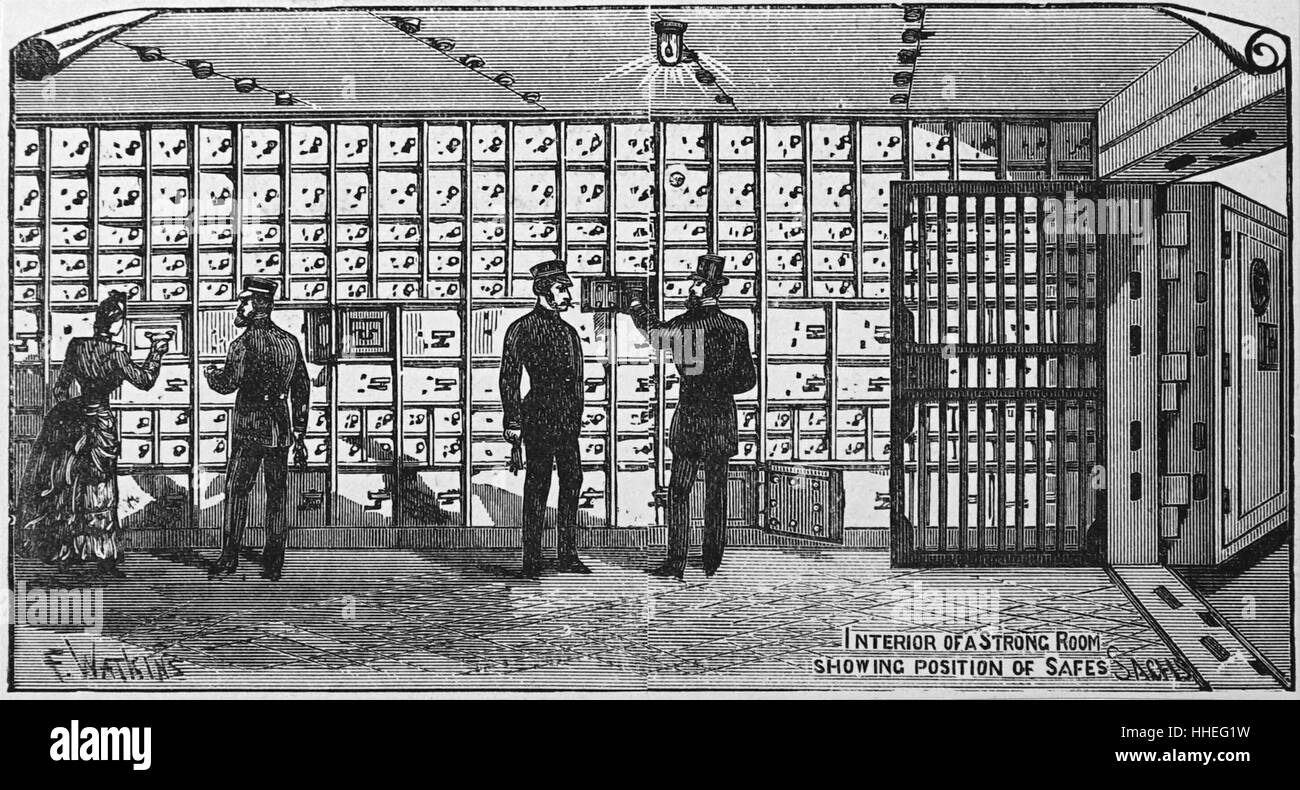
xmin=204 ymin=276 xmax=311 ymax=580
xmin=499 ymin=260 xmax=591 ymax=578
xmin=627 ymin=255 xmax=756 ymax=579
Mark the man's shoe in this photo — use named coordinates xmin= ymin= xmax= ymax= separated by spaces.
xmin=261 ymin=537 xmax=285 ymax=581
xmin=649 ymin=561 xmax=684 ymax=580
xmin=556 ymin=557 xmax=592 ymax=574
xmin=211 ymin=549 xmax=239 ymax=577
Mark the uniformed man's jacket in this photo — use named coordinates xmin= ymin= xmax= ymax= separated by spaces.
xmin=630 ymin=302 xmax=757 ymax=457
xmin=500 ymin=306 xmax=585 ymax=443
xmin=205 ymin=315 xmax=310 ymax=448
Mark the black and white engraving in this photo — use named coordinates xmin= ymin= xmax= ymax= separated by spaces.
xmin=4 ymin=2 xmax=1293 ymax=694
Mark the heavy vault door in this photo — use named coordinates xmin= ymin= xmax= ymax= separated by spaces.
xmin=891 ymin=182 xmax=1104 ymax=566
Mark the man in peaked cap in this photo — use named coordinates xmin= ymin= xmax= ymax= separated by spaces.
xmin=499 ymin=259 xmax=591 ymax=578
xmin=204 ymin=276 xmax=311 ymax=581
xmin=627 ymin=255 xmax=756 ymax=579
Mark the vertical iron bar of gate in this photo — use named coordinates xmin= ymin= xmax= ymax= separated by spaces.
xmin=1093 ymin=198 xmax=1106 ymax=559
xmin=937 ymin=194 xmax=948 ymax=549
xmin=916 ymin=194 xmax=929 ymax=547
xmin=1084 ymin=207 xmax=1096 ymax=553
xmin=976 ymin=196 xmax=987 ymax=551
xmin=1071 ymin=194 xmax=1082 ymax=556
xmin=1036 ymin=197 xmax=1047 ymax=551
xmin=917 ymin=194 xmax=929 ymax=345
xmin=1081 ymin=226 xmax=1095 ymax=542
xmin=1081 ymin=219 xmax=1092 ymax=545
xmin=995 ymin=196 xmax=1007 ymax=550
xmin=893 ymin=187 xmax=920 ymax=559
xmin=889 ymin=188 xmax=906 ymax=561
xmin=1073 ymin=224 xmax=1086 ymax=547
xmin=1065 ymin=212 xmax=1074 ymax=543
xmin=957 ymin=196 xmax=969 ymax=551
xmin=1014 ymin=196 xmax=1027 ymax=552
xmin=1082 ymin=397 xmax=1091 ymax=547
xmin=1054 ymin=189 xmax=1067 ymax=557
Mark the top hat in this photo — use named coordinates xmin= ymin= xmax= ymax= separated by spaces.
xmin=529 ymin=259 xmax=573 ymax=287
xmin=238 ymin=276 xmax=280 ymax=300
xmin=690 ymin=254 xmax=728 ymax=286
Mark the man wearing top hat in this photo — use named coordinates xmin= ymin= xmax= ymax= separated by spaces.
xmin=499 ymin=259 xmax=591 ymax=578
xmin=204 ymin=276 xmax=311 ymax=580
xmin=627 ymin=254 xmax=756 ymax=579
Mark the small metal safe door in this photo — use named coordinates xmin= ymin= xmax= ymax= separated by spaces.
xmin=1221 ymin=209 xmax=1288 ymax=555
xmin=765 ymin=462 xmax=844 ymax=543
xmin=890 ymin=182 xmax=1104 ymax=566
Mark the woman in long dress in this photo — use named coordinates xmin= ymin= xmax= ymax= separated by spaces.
xmin=16 ymin=292 xmax=170 ymax=577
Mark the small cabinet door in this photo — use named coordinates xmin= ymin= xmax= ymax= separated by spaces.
xmin=765 ymin=462 xmax=844 ymax=543
xmin=1220 ymin=205 xmax=1288 ymax=560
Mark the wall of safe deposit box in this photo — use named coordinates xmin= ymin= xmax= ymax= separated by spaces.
xmin=9 ymin=118 xmax=1095 ymax=533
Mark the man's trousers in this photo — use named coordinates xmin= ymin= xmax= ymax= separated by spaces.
xmin=522 ymin=434 xmax=583 ymax=566
xmin=225 ymin=438 xmax=290 ymax=545
xmin=665 ymin=453 xmax=730 ymax=573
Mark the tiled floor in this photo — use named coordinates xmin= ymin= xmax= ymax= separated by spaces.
xmin=11 ymin=547 xmax=1206 ymax=692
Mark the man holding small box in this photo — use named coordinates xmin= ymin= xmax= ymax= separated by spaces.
xmin=627 ymin=255 xmax=756 ymax=579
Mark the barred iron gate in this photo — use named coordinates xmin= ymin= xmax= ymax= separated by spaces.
xmin=890 ymin=182 xmax=1105 ymax=566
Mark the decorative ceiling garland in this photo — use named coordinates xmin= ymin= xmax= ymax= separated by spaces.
xmin=893 ymin=6 xmax=931 ymax=108
xmin=377 ymin=13 xmax=548 ymax=110
xmin=108 ymin=38 xmax=314 ymax=107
